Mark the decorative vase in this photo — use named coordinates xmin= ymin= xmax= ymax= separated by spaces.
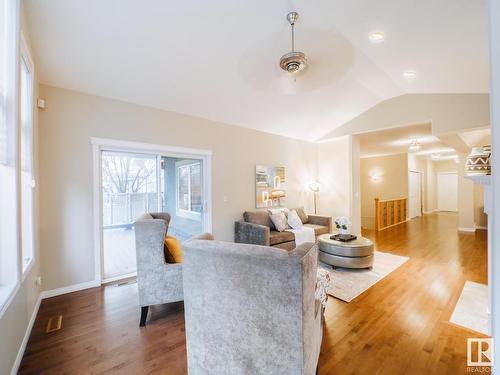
xmin=465 ymin=146 xmax=491 ymax=176
xmin=339 ymin=228 xmax=349 ymax=235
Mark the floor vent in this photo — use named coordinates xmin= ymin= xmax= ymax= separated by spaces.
xmin=46 ymin=315 xmax=63 ymax=333
xmin=117 ymin=280 xmax=136 ymax=287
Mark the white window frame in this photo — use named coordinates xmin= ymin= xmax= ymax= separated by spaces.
xmin=0 ymin=0 xmax=21 ymax=318
xmin=91 ymin=137 xmax=212 ymax=284
xmin=175 ymin=160 xmax=202 ymax=221
xmin=19 ymin=31 xmax=35 ymax=278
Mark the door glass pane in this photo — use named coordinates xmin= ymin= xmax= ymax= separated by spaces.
xmin=161 ymin=157 xmax=203 ymax=242
xmin=102 ymin=151 xmax=157 ymax=279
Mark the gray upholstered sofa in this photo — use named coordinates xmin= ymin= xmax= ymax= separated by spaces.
xmin=235 ymin=208 xmax=332 ymax=250
xmin=182 ymin=236 xmax=323 ymax=375
xmin=134 ymin=212 xmax=183 ymax=326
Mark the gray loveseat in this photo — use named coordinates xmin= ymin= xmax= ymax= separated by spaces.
xmin=182 ymin=236 xmax=323 ymax=375
xmin=235 ymin=208 xmax=332 ymax=250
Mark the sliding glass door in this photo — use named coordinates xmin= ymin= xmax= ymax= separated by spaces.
xmin=100 ymin=149 xmax=208 ymax=281
xmin=160 ymin=157 xmax=204 ymax=242
xmin=101 ymin=151 xmax=158 ymax=280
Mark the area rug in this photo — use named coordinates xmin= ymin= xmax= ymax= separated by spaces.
xmin=319 ymin=251 xmax=409 ymax=302
xmin=450 ymin=281 xmax=489 ymax=335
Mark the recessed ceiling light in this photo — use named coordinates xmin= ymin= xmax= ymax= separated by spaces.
xmin=369 ymin=32 xmax=385 ymax=43
xmin=404 ymin=70 xmax=417 ymax=79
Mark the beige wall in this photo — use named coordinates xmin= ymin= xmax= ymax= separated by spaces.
xmin=0 ymin=4 xmax=42 ymax=374
xmin=475 ymin=184 xmax=488 ymax=228
xmin=317 ymin=137 xmax=352 ymax=230
xmin=407 ymin=153 xmax=428 ymax=214
xmin=360 ymin=154 xmax=408 ymax=229
xmin=350 ymin=136 xmax=361 ymax=235
xmin=457 ymin=154 xmax=475 ymax=230
xmin=425 ymin=159 xmax=436 ymax=212
xmin=38 ymin=85 xmax=318 ymax=291
xmin=322 ymin=93 xmax=490 ymax=140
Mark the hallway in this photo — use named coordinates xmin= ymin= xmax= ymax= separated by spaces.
xmin=320 ymin=213 xmax=488 ymax=374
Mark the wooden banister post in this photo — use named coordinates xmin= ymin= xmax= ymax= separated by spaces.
xmin=374 ymin=198 xmax=380 ymax=231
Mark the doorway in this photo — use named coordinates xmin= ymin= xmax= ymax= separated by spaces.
xmin=408 ymin=171 xmax=422 ymax=219
xmin=437 ymin=172 xmax=458 ymax=212
xmin=94 ymin=139 xmax=212 ymax=282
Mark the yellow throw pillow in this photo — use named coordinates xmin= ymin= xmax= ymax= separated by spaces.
xmin=163 ymin=235 xmax=182 ymax=263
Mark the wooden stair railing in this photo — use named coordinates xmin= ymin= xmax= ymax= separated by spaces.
xmin=374 ymin=197 xmax=407 ymax=231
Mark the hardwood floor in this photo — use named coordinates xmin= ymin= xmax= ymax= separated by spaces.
xmin=19 ymin=213 xmax=487 ymax=374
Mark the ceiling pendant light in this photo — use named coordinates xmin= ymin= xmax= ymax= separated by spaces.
xmin=279 ymin=12 xmax=308 ymax=74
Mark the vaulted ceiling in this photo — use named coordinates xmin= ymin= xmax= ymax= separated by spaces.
xmin=24 ymin=0 xmax=489 ymax=141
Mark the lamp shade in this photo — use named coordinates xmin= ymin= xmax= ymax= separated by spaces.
xmin=309 ymin=182 xmax=321 ymax=193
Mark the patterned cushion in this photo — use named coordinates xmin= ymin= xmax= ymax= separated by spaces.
xmin=243 ymin=211 xmax=275 ymax=230
xmin=293 ymin=207 xmax=309 ymax=224
xmin=268 ymin=207 xmax=290 ymax=216
xmin=269 ymin=212 xmax=290 ymax=232
xmin=287 ymin=210 xmax=303 ymax=229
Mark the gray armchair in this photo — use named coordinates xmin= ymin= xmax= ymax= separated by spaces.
xmin=134 ymin=212 xmax=183 ymax=326
xmin=182 ymin=236 xmax=323 ymax=375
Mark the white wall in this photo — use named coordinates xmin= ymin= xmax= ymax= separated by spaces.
xmin=38 ymin=85 xmax=318 ymax=291
xmin=488 ymin=0 xmax=500 ymax=366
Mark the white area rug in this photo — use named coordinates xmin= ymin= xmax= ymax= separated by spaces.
xmin=319 ymin=251 xmax=409 ymax=302
xmin=450 ymin=281 xmax=489 ymax=335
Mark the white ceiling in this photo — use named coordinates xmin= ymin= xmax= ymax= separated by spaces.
xmin=358 ymin=123 xmax=457 ymax=159
xmin=24 ymin=0 xmax=489 ymax=141
xmin=459 ymin=128 xmax=491 ymax=148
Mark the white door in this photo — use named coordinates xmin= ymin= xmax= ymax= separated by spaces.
xmin=408 ymin=171 xmax=422 ymax=219
xmin=437 ymin=172 xmax=458 ymax=212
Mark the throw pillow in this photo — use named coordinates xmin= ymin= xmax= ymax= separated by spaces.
xmin=269 ymin=212 xmax=290 ymax=232
xmin=164 ymin=235 xmax=182 ymax=263
xmin=287 ymin=210 xmax=303 ymax=230
xmin=295 ymin=207 xmax=309 ymax=224
xmin=268 ymin=207 xmax=290 ymax=216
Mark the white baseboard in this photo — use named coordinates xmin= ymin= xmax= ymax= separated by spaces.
xmin=102 ymin=272 xmax=137 ymax=284
xmin=10 ymin=294 xmax=42 ymax=375
xmin=458 ymin=227 xmax=476 ymax=233
xmin=10 ymin=279 xmax=101 ymax=374
xmin=41 ymin=279 xmax=101 ymax=300
xmin=423 ymin=209 xmax=438 ymax=214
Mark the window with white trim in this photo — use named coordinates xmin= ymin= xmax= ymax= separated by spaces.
xmin=176 ymin=161 xmax=202 ymax=220
xmin=19 ymin=34 xmax=35 ymax=274
xmin=0 ymin=0 xmax=20 ymax=313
